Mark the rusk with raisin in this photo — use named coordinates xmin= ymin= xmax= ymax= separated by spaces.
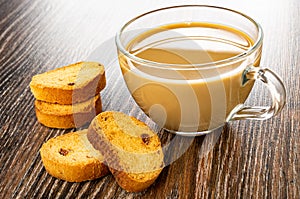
xmin=30 ymin=61 xmax=106 ymax=104
xmin=40 ymin=130 xmax=109 ymax=182
xmin=87 ymin=111 xmax=164 ymax=192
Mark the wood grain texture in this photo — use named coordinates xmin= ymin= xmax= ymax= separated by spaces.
xmin=0 ymin=0 xmax=299 ymax=198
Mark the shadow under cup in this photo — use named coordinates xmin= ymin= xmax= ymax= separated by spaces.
xmin=115 ymin=5 xmax=286 ymax=136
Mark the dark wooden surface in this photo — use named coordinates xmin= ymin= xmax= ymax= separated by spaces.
xmin=0 ymin=0 xmax=299 ymax=198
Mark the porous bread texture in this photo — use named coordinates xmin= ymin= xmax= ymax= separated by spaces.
xmin=87 ymin=111 xmax=164 ymax=192
xmin=30 ymin=61 xmax=106 ymax=104
xmin=40 ymin=130 xmax=109 ymax=182
xmin=35 ymin=95 xmax=102 ymax=129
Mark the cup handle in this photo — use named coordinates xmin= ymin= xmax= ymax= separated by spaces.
xmin=230 ymin=66 xmax=286 ymax=120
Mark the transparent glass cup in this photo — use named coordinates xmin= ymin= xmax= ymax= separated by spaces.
xmin=115 ymin=5 xmax=286 ymax=136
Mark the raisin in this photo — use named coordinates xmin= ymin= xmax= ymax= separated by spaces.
xmin=67 ymin=82 xmax=75 ymax=86
xmin=59 ymin=148 xmax=69 ymax=156
xmin=141 ymin=134 xmax=150 ymax=145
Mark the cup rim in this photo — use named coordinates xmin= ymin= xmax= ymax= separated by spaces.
xmin=115 ymin=5 xmax=263 ymax=70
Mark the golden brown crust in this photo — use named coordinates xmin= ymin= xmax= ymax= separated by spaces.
xmin=30 ymin=62 xmax=106 ymax=104
xmin=87 ymin=111 xmax=164 ymax=192
xmin=40 ymin=130 xmax=110 ymax=182
xmin=35 ymin=95 xmax=102 ymax=129
xmin=110 ymin=168 xmax=158 ymax=192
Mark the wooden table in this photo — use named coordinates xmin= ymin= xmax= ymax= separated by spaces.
xmin=1 ymin=0 xmax=299 ymax=198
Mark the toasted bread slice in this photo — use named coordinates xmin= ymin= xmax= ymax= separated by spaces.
xmin=35 ymin=95 xmax=102 ymax=129
xmin=87 ymin=111 xmax=164 ymax=192
xmin=40 ymin=130 xmax=109 ymax=182
xmin=30 ymin=62 xmax=106 ymax=104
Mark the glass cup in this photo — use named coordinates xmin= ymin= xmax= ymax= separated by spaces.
xmin=115 ymin=5 xmax=286 ymax=136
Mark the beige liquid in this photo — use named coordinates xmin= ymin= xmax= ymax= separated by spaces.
xmin=118 ymin=22 xmax=261 ymax=132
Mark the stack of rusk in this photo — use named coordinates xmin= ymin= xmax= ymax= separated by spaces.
xmin=29 ymin=62 xmax=106 ymax=129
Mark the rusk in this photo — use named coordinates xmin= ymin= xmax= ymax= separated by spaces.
xmin=35 ymin=95 xmax=102 ymax=129
xmin=30 ymin=62 xmax=106 ymax=104
xmin=40 ymin=130 xmax=109 ymax=182
xmin=87 ymin=111 xmax=164 ymax=192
